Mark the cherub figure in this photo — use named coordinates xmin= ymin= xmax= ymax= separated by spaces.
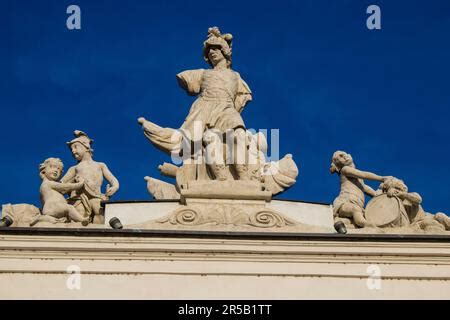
xmin=61 ymin=130 xmax=119 ymax=224
xmin=379 ymin=177 xmax=450 ymax=232
xmin=38 ymin=158 xmax=89 ymax=226
xmin=330 ymin=151 xmax=391 ymax=228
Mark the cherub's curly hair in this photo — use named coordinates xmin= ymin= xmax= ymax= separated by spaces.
xmin=39 ymin=157 xmax=64 ymax=179
xmin=379 ymin=177 xmax=408 ymax=193
xmin=330 ymin=151 xmax=344 ymax=174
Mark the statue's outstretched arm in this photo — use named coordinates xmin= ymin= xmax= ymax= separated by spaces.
xmin=341 ymin=166 xmax=385 ymax=182
xmin=50 ymin=180 xmax=84 ymax=194
xmin=363 ymin=184 xmax=378 ymax=197
xmin=60 ymin=167 xmax=76 ymax=183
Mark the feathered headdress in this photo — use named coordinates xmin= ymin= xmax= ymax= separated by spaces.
xmin=203 ymin=26 xmax=233 ymax=66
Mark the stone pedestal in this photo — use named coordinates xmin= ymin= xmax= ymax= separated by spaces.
xmin=104 ymin=198 xmax=335 ymax=233
xmin=180 ymin=180 xmax=272 ymax=201
xmin=102 ymin=180 xmax=335 ymax=233
xmin=157 ymin=180 xmax=295 ymax=229
xmin=105 ymin=198 xmax=335 ymax=230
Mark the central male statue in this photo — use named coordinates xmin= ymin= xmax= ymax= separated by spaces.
xmin=139 ymin=27 xmax=253 ymax=182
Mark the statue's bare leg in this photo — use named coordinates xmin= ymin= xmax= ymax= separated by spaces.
xmin=203 ymin=129 xmax=230 ymax=181
xmin=68 ymin=199 xmax=87 ymax=219
xmin=90 ymin=198 xmax=104 ymax=224
xmin=68 ymin=205 xmax=89 ymax=226
xmin=234 ymin=128 xmax=250 ymax=180
xmin=339 ymin=203 xmax=372 ymax=228
xmin=42 ymin=202 xmax=69 ymax=219
xmin=30 ymin=214 xmax=66 ymax=226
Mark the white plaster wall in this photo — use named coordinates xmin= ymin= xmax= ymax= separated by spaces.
xmin=0 ymin=234 xmax=449 ymax=299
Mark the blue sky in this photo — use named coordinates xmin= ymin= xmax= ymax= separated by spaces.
xmin=2 ymin=0 xmax=450 ymax=214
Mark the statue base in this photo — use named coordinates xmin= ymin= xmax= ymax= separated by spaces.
xmin=157 ymin=198 xmax=296 ymax=229
xmin=105 ymin=180 xmax=328 ymax=232
xmin=105 ymin=197 xmax=334 ymax=233
xmin=180 ymin=180 xmax=272 ymax=201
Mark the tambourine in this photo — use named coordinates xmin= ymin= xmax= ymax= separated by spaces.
xmin=365 ymin=194 xmax=409 ymax=227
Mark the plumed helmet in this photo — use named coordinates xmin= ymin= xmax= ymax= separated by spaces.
xmin=203 ymin=26 xmax=233 ymax=66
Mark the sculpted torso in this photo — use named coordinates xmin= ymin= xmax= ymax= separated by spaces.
xmin=200 ymin=69 xmax=239 ymax=99
xmin=40 ymin=181 xmax=69 ymax=209
xmin=65 ymin=160 xmax=105 ymax=195
xmin=339 ymin=174 xmax=365 ymax=201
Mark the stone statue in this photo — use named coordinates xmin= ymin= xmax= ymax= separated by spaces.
xmin=0 ymin=132 xmax=118 ymax=228
xmin=330 ymin=152 xmax=450 ymax=233
xmin=61 ymin=130 xmax=119 ymax=224
xmin=33 ymin=158 xmax=89 ymax=226
xmin=365 ymin=177 xmax=450 ymax=232
xmin=330 ymin=150 xmax=391 ymax=228
xmin=138 ymin=26 xmax=299 ymax=196
xmin=133 ymin=27 xmax=300 ymax=231
xmin=174 ymin=26 xmax=252 ymax=181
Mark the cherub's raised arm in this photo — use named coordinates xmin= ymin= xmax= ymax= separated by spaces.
xmin=363 ymin=184 xmax=378 ymax=197
xmin=341 ymin=166 xmax=385 ymax=182
xmin=61 ymin=167 xmax=76 ymax=183
xmin=101 ymin=163 xmax=119 ymax=197
xmin=50 ymin=180 xmax=84 ymax=194
xmin=396 ymin=191 xmax=422 ymax=205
